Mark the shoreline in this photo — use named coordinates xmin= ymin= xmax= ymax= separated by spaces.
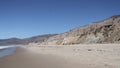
xmin=0 ymin=47 xmax=17 ymax=58
xmin=0 ymin=44 xmax=120 ymax=68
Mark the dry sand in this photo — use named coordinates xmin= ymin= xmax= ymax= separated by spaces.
xmin=0 ymin=44 xmax=120 ymax=68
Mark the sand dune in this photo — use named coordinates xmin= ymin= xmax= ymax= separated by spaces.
xmin=0 ymin=44 xmax=120 ymax=68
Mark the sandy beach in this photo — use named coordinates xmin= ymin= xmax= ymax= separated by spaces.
xmin=0 ymin=44 xmax=120 ymax=68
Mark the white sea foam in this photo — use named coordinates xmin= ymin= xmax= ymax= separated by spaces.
xmin=0 ymin=45 xmax=16 ymax=49
xmin=0 ymin=45 xmax=17 ymax=58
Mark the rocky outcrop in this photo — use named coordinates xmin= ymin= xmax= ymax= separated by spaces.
xmin=39 ymin=15 xmax=120 ymax=45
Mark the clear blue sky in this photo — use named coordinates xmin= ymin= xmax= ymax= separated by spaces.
xmin=0 ymin=0 xmax=120 ymax=39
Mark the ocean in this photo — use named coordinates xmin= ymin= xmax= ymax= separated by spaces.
xmin=0 ymin=45 xmax=17 ymax=58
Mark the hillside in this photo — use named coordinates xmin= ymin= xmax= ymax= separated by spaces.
xmin=0 ymin=38 xmax=23 ymax=45
xmin=1 ymin=15 xmax=120 ymax=45
xmin=0 ymin=34 xmax=57 ymax=45
xmin=38 ymin=15 xmax=120 ymax=45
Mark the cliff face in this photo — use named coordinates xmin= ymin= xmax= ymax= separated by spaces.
xmin=39 ymin=15 xmax=120 ymax=45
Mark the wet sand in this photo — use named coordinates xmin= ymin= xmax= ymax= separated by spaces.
xmin=0 ymin=44 xmax=120 ymax=68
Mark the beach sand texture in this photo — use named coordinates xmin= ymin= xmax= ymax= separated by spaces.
xmin=0 ymin=44 xmax=120 ymax=68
